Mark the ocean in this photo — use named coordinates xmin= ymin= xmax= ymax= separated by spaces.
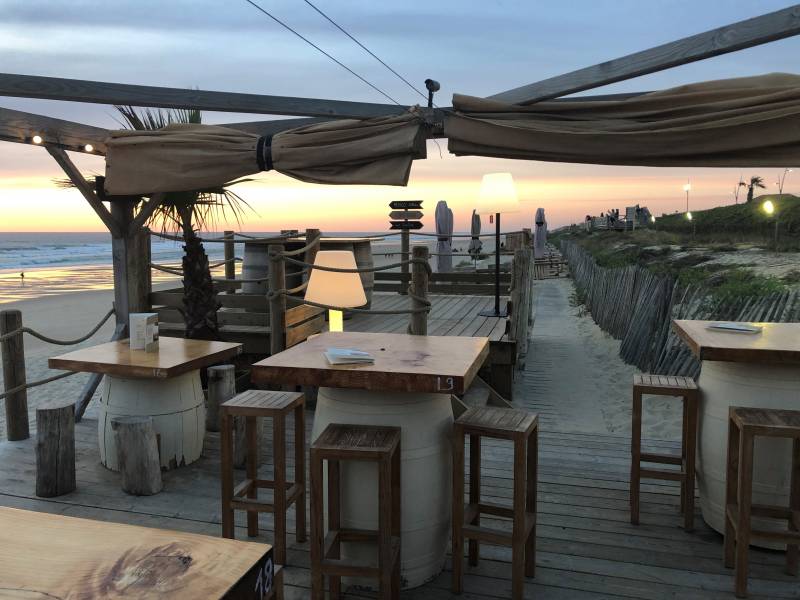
xmin=0 ymin=231 xmax=439 ymax=303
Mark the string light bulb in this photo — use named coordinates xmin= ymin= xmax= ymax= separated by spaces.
xmin=686 ymin=211 xmax=693 ymax=221
xmin=32 ymin=135 xmax=43 ymax=144
xmin=84 ymin=144 xmax=94 ymax=153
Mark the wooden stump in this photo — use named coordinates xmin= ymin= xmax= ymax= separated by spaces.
xmin=111 ymin=416 xmax=163 ymax=496
xmin=35 ymin=402 xmax=76 ymax=497
xmin=206 ymin=364 xmax=236 ymax=432
xmin=234 ymin=416 xmax=264 ymax=469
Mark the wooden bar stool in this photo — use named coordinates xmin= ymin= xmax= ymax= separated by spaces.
xmin=452 ymin=407 xmax=538 ymax=600
xmin=724 ymin=407 xmax=800 ymax=598
xmin=310 ymin=424 xmax=401 ymax=600
xmin=220 ymin=390 xmax=306 ymax=566
xmin=630 ymin=373 xmax=699 ymax=531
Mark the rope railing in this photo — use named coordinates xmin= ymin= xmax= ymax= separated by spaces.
xmin=150 ymin=231 xmax=294 ymax=244
xmin=152 ymin=257 xmax=242 ymax=276
xmin=0 ymin=371 xmax=78 ymax=401
xmin=269 ymin=288 xmax=430 ymax=315
xmin=0 ymin=307 xmax=115 ymax=345
xmin=271 ymin=252 xmax=432 ymax=276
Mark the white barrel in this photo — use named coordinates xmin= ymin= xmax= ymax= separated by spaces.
xmin=312 ymin=387 xmax=453 ymax=589
xmin=98 ymin=371 xmax=206 ymax=471
xmin=697 ymin=360 xmax=800 ymax=548
xmin=241 ymin=242 xmax=269 ymax=295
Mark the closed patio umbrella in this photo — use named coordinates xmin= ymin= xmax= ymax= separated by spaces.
xmin=435 ymin=200 xmax=454 ymax=272
xmin=468 ymin=209 xmax=482 ymax=264
xmin=104 ymin=110 xmax=425 ymax=195
xmin=534 ymin=207 xmax=547 ymax=259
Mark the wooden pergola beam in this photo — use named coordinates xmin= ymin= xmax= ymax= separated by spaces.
xmin=0 ymin=73 xmax=409 ymax=119
xmin=0 ymin=106 xmax=108 ymax=153
xmin=490 ymin=4 xmax=800 ymax=104
xmin=46 ymin=146 xmax=122 ymax=237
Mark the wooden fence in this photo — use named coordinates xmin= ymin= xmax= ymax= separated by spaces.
xmin=562 ymin=241 xmax=800 ymax=377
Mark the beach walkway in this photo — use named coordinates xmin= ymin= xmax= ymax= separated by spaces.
xmin=0 ymin=280 xmax=797 ymax=598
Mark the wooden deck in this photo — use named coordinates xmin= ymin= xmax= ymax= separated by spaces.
xmin=1 ymin=284 xmax=798 ymax=598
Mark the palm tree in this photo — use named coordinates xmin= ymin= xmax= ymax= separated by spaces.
xmin=62 ymin=106 xmax=251 ymax=340
xmin=739 ymin=176 xmax=766 ymax=203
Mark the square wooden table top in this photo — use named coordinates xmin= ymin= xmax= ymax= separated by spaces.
xmin=0 ymin=506 xmax=270 ymax=599
xmin=49 ymin=337 xmax=242 ymax=379
xmin=251 ymin=331 xmax=490 ymax=395
xmin=673 ymin=320 xmax=800 ymax=364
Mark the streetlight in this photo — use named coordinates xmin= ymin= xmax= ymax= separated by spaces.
xmin=686 ymin=210 xmax=695 ymax=239
xmin=762 ymin=199 xmax=778 ymax=250
xmin=778 ymin=168 xmax=793 ymax=194
xmin=683 ymin=181 xmax=691 ymax=212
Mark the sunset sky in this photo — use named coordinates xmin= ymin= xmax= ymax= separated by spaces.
xmin=2 ymin=0 xmax=799 ymax=233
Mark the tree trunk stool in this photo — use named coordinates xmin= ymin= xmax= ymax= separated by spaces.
xmin=723 ymin=407 xmax=800 ymax=598
xmin=220 ymin=390 xmax=306 ymax=566
xmin=35 ymin=401 xmax=76 ymax=498
xmin=630 ymin=373 xmax=699 ymax=531
xmin=310 ymin=424 xmax=401 ymax=600
xmin=452 ymin=407 xmax=538 ymax=600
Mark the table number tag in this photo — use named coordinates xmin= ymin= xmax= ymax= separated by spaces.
xmin=437 ymin=376 xmax=454 ymax=392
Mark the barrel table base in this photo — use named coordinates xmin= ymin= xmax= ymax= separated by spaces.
xmin=697 ymin=360 xmax=800 ymax=548
xmin=98 ymin=371 xmax=206 ymax=472
xmin=311 ymin=386 xmax=453 ymax=589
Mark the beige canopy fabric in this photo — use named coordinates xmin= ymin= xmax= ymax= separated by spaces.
xmin=445 ymin=74 xmax=800 ymax=167
xmin=104 ymin=110 xmax=426 ymax=195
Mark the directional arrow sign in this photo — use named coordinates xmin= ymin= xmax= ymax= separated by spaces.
xmin=390 ymin=221 xmax=423 ymax=230
xmin=389 ymin=200 xmax=423 ymax=210
xmin=389 ymin=210 xmax=423 ymax=220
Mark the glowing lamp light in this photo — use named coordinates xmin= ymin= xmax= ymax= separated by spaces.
xmin=32 ymin=135 xmax=43 ymax=144
xmin=650 ymin=215 xmax=656 ymax=223
xmin=475 ymin=172 xmax=520 ymax=215
xmin=686 ymin=211 xmax=693 ymax=221
xmin=683 ymin=183 xmax=691 ymax=192
xmin=304 ymin=251 xmax=366 ymax=332
xmin=84 ymin=144 xmax=94 ymax=153
xmin=762 ymin=200 xmax=775 ymax=215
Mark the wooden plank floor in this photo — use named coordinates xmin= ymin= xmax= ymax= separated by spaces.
xmin=0 ymin=289 xmax=798 ymax=597
xmin=347 ymin=292 xmax=509 ymax=341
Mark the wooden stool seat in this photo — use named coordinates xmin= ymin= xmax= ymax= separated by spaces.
xmin=453 ymin=407 xmax=538 ymax=600
xmin=311 ymin=424 xmax=402 ymax=600
xmin=220 ymin=389 xmax=306 ymax=567
xmin=724 ymin=406 xmax=800 ymax=598
xmin=630 ymin=373 xmax=699 ymax=531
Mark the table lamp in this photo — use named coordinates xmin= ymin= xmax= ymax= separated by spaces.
xmin=475 ymin=172 xmax=520 ymax=317
xmin=304 ymin=250 xmax=367 ymax=332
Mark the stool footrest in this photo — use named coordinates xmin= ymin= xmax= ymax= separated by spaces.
xmin=462 ymin=511 xmax=536 ymax=547
xmin=231 ymin=480 xmax=303 ymax=507
xmin=466 ymin=501 xmax=515 ymax=522
xmin=640 ymin=452 xmax=682 ymax=466
xmin=324 ymin=528 xmax=380 ymax=558
xmin=320 ymin=537 xmax=401 ymax=577
xmin=726 ymin=503 xmax=800 ymax=541
xmin=639 ymin=467 xmax=684 ymax=482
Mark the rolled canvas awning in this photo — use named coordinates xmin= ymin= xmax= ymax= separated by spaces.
xmin=104 ymin=110 xmax=426 ymax=195
xmin=445 ymin=74 xmax=800 ymax=167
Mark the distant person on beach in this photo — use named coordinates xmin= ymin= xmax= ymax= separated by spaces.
xmin=20 ymin=271 xmax=25 ymax=285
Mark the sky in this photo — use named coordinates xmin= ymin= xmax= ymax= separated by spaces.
xmin=2 ymin=0 xmax=800 ymax=233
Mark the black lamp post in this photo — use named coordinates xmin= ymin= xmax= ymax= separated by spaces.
xmin=476 ymin=173 xmax=519 ymax=318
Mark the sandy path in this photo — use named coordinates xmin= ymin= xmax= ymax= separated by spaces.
xmin=522 ymin=278 xmax=682 ymax=440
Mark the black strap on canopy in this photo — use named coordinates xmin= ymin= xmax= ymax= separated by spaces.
xmin=256 ymin=135 xmax=274 ymax=171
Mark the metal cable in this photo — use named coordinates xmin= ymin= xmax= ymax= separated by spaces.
xmin=243 ymin=0 xmax=402 ymax=105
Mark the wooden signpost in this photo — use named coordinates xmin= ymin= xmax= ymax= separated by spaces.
xmin=389 ymin=201 xmax=423 ymax=290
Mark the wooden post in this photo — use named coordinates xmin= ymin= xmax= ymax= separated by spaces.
xmin=409 ymin=245 xmax=430 ymax=335
xmin=234 ymin=416 xmax=264 ymax=470
xmin=400 ymin=230 xmax=410 ymax=295
xmin=110 ymin=200 xmax=151 ymax=328
xmin=206 ymin=364 xmax=235 ymax=432
xmin=111 ymin=416 xmax=163 ymax=496
xmin=224 ymin=230 xmax=236 ymax=292
xmin=269 ymin=244 xmax=287 ymax=356
xmin=1 ymin=309 xmax=29 ymax=441
xmin=304 ymin=228 xmax=320 ymax=284
xmin=35 ymin=402 xmax=75 ymax=497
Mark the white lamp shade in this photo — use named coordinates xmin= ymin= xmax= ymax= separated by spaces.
xmin=475 ymin=172 xmax=520 ymax=215
xmin=305 ymin=250 xmax=367 ymax=308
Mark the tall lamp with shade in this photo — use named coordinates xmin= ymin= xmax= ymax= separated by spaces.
xmin=476 ymin=172 xmax=520 ymax=317
xmin=304 ymin=250 xmax=366 ymax=332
